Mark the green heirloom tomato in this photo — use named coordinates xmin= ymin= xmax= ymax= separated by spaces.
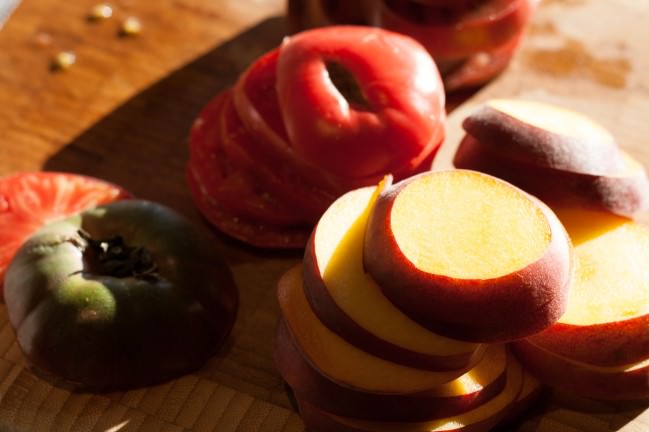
xmin=4 ymin=200 xmax=238 ymax=390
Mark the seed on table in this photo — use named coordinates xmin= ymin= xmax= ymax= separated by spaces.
xmin=88 ymin=4 xmax=113 ymax=21
xmin=120 ymin=17 xmax=141 ymax=36
xmin=51 ymin=51 xmax=76 ymax=71
xmin=33 ymin=31 xmax=53 ymax=47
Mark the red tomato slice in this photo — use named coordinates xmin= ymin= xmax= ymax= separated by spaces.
xmin=277 ymin=26 xmax=445 ymax=179
xmin=443 ymin=31 xmax=524 ymax=91
xmin=233 ymin=43 xmax=439 ymax=193
xmin=0 ymin=172 xmax=131 ymax=295
xmin=188 ymin=91 xmax=310 ymax=228
xmin=232 ymin=49 xmax=347 ymax=193
xmin=186 ymin=166 xmax=310 ymax=249
xmin=379 ymin=0 xmax=536 ymax=60
xmin=219 ymin=92 xmax=335 ymax=222
xmin=233 ymin=49 xmax=291 ymax=159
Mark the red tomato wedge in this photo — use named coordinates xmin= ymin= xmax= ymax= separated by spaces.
xmin=379 ymin=0 xmax=536 ymax=60
xmin=0 ymin=172 xmax=131 ymax=296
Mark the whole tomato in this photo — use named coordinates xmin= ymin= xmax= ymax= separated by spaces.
xmin=4 ymin=200 xmax=238 ymax=390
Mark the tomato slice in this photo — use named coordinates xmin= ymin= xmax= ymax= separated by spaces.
xmin=220 ymin=92 xmax=335 ymax=222
xmin=379 ymin=0 xmax=536 ymax=60
xmin=233 ymin=49 xmax=291 ymax=159
xmin=188 ymin=91 xmax=311 ymax=229
xmin=277 ymin=26 xmax=445 ymax=179
xmin=186 ymin=166 xmax=310 ymax=249
xmin=0 ymin=172 xmax=131 ymax=295
xmin=443 ymin=31 xmax=524 ymax=91
xmin=232 ymin=49 xmax=345 ymax=193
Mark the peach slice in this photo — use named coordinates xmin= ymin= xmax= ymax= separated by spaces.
xmin=501 ymin=370 xmax=543 ymax=426
xmin=276 ymin=318 xmax=507 ymax=422
xmin=364 ymin=170 xmax=573 ymax=343
xmin=276 ymin=265 xmax=473 ymax=395
xmin=527 ymin=208 xmax=649 ymax=367
xmin=296 ymin=353 xmax=524 ymax=432
xmin=461 ymin=99 xmax=624 ymax=173
xmin=512 ymin=340 xmax=649 ymax=401
xmin=453 ymin=134 xmax=649 ymax=216
xmin=303 ymin=180 xmax=483 ymax=371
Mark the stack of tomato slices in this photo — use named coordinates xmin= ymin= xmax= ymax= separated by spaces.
xmin=378 ymin=0 xmax=538 ymax=91
xmin=187 ymin=26 xmax=446 ymax=249
xmin=286 ymin=0 xmax=538 ymax=92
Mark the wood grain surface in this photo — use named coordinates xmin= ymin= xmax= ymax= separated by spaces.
xmin=1 ymin=0 xmax=649 ymax=431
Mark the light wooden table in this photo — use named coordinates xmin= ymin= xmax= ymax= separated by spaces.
xmin=1 ymin=1 xmax=648 ymax=431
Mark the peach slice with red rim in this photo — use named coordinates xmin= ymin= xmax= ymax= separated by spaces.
xmin=512 ymin=339 xmax=649 ymax=401
xmin=295 ymin=352 xmax=525 ymax=431
xmin=453 ymin=134 xmax=649 ymax=217
xmin=277 ymin=265 xmax=476 ymax=395
xmin=303 ymin=179 xmax=483 ymax=370
xmin=527 ymin=208 xmax=649 ymax=367
xmin=455 ymin=99 xmax=649 ymax=216
xmin=276 ymin=315 xmax=508 ymax=422
xmin=364 ymin=170 xmax=573 ymax=343
xmin=461 ymin=99 xmax=624 ymax=173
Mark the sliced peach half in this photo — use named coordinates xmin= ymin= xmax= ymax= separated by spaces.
xmin=303 ymin=179 xmax=483 ymax=370
xmin=364 ymin=170 xmax=573 ymax=343
xmin=527 ymin=208 xmax=649 ymax=367
xmin=461 ymin=99 xmax=624 ymax=173
xmin=453 ymin=135 xmax=649 ymax=216
xmin=276 ymin=265 xmax=473 ymax=395
xmin=512 ymin=339 xmax=649 ymax=401
xmin=296 ymin=352 xmax=524 ymax=431
xmin=276 ymin=318 xmax=507 ymax=422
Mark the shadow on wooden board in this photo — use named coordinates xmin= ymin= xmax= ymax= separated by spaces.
xmin=42 ymin=17 xmax=297 ymax=258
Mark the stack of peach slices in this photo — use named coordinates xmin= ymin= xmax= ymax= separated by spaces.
xmin=455 ymin=99 xmax=649 ymax=403
xmin=275 ymin=99 xmax=649 ymax=431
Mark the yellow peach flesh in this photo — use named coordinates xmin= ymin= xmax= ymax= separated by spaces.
xmin=620 ymin=151 xmax=648 ymax=176
xmin=554 ymin=208 xmax=649 ymax=325
xmin=278 ymin=266 xmax=469 ymax=393
xmin=320 ymin=354 xmax=523 ymax=432
xmin=391 ymin=170 xmax=552 ymax=279
xmin=315 ymin=184 xmax=477 ymax=355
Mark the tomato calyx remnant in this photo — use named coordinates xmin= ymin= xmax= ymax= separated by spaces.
xmin=76 ymin=229 xmax=160 ymax=280
xmin=325 ymin=61 xmax=371 ymax=111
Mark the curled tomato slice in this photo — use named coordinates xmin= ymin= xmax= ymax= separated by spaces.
xmin=0 ymin=172 xmax=131 ymax=295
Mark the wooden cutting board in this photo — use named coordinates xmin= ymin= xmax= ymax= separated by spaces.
xmin=1 ymin=0 xmax=649 ymax=431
